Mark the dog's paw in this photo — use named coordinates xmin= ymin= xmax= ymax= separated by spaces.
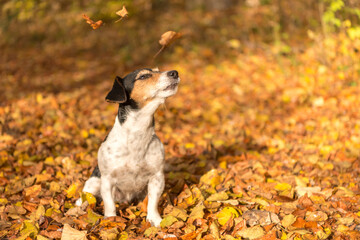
xmin=147 ymin=214 xmax=162 ymax=227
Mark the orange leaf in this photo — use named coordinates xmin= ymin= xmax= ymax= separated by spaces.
xmin=115 ymin=6 xmax=129 ymax=22
xmin=154 ymin=31 xmax=182 ymax=58
xmin=82 ymin=14 xmax=103 ymax=30
xmin=159 ymin=31 xmax=182 ymax=47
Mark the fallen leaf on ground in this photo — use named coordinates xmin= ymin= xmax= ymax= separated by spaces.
xmin=236 ymin=225 xmax=265 ymax=239
xmin=61 ymin=224 xmax=86 ymax=240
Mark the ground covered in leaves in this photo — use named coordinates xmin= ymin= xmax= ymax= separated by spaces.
xmin=1 ymin=15 xmax=360 ymax=240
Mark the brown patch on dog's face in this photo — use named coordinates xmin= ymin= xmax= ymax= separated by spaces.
xmin=130 ymin=70 xmax=162 ymax=107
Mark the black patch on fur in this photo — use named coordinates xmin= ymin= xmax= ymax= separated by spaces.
xmin=117 ymin=99 xmax=138 ymax=124
xmin=103 ymin=133 xmax=109 ymax=142
xmin=106 ymin=76 xmax=127 ymax=103
xmin=91 ymin=165 xmax=101 ymax=178
xmin=109 ymin=68 xmax=154 ymax=124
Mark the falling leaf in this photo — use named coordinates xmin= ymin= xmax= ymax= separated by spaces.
xmin=154 ymin=31 xmax=182 ymax=58
xmin=61 ymin=224 xmax=86 ymax=240
xmin=82 ymin=14 xmax=103 ymax=30
xmin=115 ymin=6 xmax=128 ymax=22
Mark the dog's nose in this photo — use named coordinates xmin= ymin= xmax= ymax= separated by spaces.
xmin=167 ymin=70 xmax=178 ymax=79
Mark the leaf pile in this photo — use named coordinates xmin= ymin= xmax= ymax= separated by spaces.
xmin=1 ymin=10 xmax=360 ymax=240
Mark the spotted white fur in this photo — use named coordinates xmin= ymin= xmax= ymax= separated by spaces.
xmin=76 ymin=70 xmax=179 ymax=227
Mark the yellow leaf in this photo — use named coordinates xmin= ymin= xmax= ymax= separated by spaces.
xmin=207 ymin=191 xmax=229 ymax=202
xmin=185 ymin=143 xmax=195 ymax=149
xmin=81 ymin=130 xmax=89 ymax=138
xmin=0 ymin=198 xmax=8 ymax=205
xmin=118 ymin=232 xmax=128 ymax=240
xmin=17 ymin=220 xmax=39 ymax=240
xmin=219 ymin=161 xmax=227 ymax=169
xmin=144 ymin=227 xmax=159 ymax=237
xmin=167 ymin=206 xmax=187 ymax=221
xmin=160 ymin=215 xmax=178 ymax=228
xmin=86 ymin=208 xmax=102 ymax=224
xmin=44 ymin=156 xmax=54 ymax=165
xmin=199 ymin=169 xmax=221 ymax=188
xmin=35 ymin=205 xmax=45 ymax=220
xmin=281 ymin=214 xmax=296 ymax=228
xmin=85 ymin=192 xmax=97 ymax=206
xmin=216 ymin=207 xmax=240 ymax=226
xmin=274 ymin=182 xmax=291 ymax=191
xmin=66 ymin=183 xmax=79 ymax=198
xmin=37 ymin=235 xmax=50 ymax=240
xmin=189 ymin=202 xmax=205 ymax=219
xmin=36 ymin=93 xmax=43 ymax=103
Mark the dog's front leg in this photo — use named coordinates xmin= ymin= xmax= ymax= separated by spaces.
xmin=146 ymin=171 xmax=165 ymax=227
xmin=101 ymin=177 xmax=116 ymax=217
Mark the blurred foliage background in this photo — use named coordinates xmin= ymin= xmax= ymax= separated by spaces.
xmin=1 ymin=0 xmax=360 ymax=101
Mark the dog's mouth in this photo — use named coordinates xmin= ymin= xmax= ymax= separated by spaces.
xmin=164 ymin=82 xmax=179 ymax=91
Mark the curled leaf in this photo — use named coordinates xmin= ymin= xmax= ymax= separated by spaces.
xmin=82 ymin=14 xmax=103 ymax=30
xmin=154 ymin=31 xmax=182 ymax=58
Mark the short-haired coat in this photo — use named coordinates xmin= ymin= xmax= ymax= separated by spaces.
xmin=76 ymin=68 xmax=180 ymax=227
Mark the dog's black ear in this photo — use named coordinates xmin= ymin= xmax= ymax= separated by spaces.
xmin=105 ymin=76 xmax=127 ymax=103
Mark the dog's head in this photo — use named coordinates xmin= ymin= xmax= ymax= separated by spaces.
xmin=106 ymin=68 xmax=180 ymax=107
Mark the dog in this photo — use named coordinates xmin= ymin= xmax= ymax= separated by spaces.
xmin=75 ymin=68 xmax=180 ymax=227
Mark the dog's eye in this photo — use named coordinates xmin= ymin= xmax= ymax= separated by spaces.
xmin=139 ymin=74 xmax=152 ymax=80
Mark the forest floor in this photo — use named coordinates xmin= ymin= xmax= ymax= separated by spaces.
xmin=1 ymin=24 xmax=360 ymax=239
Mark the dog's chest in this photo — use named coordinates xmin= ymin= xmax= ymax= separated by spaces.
xmin=98 ymin=115 xmax=164 ymax=192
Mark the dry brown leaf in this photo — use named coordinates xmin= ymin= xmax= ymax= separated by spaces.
xmin=61 ymin=224 xmax=87 ymax=240
xmin=115 ymin=6 xmax=128 ymax=22
xmin=159 ymin=31 xmax=182 ymax=46
xmin=154 ymin=31 xmax=182 ymax=58
xmin=82 ymin=14 xmax=103 ymax=30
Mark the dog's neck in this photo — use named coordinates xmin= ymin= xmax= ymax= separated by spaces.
xmin=107 ymin=99 xmax=164 ymax=155
xmin=117 ymin=98 xmax=164 ymax=129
